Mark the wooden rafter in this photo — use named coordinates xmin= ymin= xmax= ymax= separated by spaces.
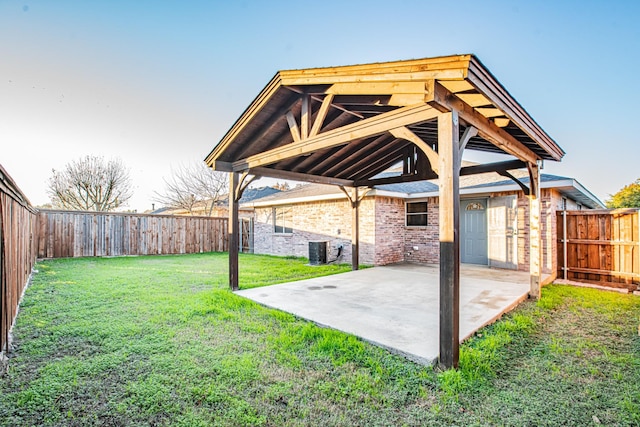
xmin=310 ymin=94 xmax=334 ymax=137
xmin=339 ymin=140 xmax=411 ymax=179
xmin=285 ymin=111 xmax=301 ymax=143
xmin=249 ymin=167 xmax=353 ymax=187
xmin=232 ymin=103 xmax=440 ymax=172
xmin=322 ymin=134 xmax=394 ymax=176
xmin=431 ymin=83 xmax=539 ymax=164
xmin=233 ymin=95 xmax=302 ymax=160
xmin=354 ymin=159 xmax=526 ymax=188
xmin=354 ymin=171 xmax=437 ymax=187
xmin=301 ymin=95 xmax=311 ymax=139
xmin=460 ymin=159 xmax=526 ymax=176
xmin=467 ymin=58 xmax=564 ymax=160
xmin=349 ymin=150 xmax=406 ymax=181
xmin=305 ymin=142 xmax=363 ymax=175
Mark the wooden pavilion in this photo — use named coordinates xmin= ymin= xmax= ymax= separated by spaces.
xmin=204 ymin=54 xmax=564 ymax=368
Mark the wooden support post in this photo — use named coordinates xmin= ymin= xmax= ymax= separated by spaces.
xmin=528 ymin=162 xmax=542 ymax=299
xmin=228 ymin=172 xmax=240 ymax=291
xmin=352 ymin=187 xmax=359 ymax=270
xmin=339 ymin=186 xmax=371 ymax=270
xmin=438 ymin=111 xmax=461 ymax=369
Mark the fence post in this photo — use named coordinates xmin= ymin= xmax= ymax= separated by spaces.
xmin=563 ymin=209 xmax=567 ymax=280
xmin=637 ymin=210 xmax=640 ymax=285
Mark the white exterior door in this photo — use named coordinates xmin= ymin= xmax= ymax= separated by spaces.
xmin=488 ymin=195 xmax=519 ymax=270
xmin=461 ymin=199 xmax=488 ymax=265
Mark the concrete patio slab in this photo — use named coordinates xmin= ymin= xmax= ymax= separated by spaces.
xmin=236 ymin=263 xmax=530 ymax=365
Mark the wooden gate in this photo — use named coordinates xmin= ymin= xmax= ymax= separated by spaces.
xmin=240 ymin=217 xmax=253 ymax=253
xmin=557 ymin=209 xmax=639 ymax=291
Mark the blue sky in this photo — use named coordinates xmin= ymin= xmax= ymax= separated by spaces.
xmin=1 ymin=0 xmax=639 ymax=210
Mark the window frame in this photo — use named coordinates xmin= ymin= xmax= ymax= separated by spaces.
xmin=273 ymin=205 xmax=293 ymax=234
xmin=405 ymin=200 xmax=428 ymax=227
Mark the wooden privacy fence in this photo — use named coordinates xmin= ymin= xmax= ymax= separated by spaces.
xmin=557 ymin=209 xmax=640 ymax=291
xmin=1 ymin=165 xmax=38 ymax=355
xmin=38 ymin=210 xmax=229 ymax=258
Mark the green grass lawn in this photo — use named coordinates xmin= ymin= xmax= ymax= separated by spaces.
xmin=1 ymin=253 xmax=639 ymax=426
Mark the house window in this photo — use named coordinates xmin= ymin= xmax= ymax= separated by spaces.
xmin=273 ymin=206 xmax=293 ymax=233
xmin=406 ymin=201 xmax=428 ymax=226
xmin=465 ymin=202 xmax=485 ymax=211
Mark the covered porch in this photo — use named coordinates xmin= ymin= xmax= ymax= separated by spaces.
xmin=205 ymin=54 xmax=564 ymax=368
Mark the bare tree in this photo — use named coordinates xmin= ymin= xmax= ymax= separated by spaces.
xmin=154 ymin=162 xmax=228 ymax=215
xmin=47 ymin=155 xmax=133 ymax=211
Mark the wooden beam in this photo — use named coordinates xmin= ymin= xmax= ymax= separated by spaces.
xmin=431 ymin=83 xmax=539 ymax=164
xmin=233 ymin=103 xmax=440 ymax=171
xmin=459 ymin=126 xmax=478 ymax=153
xmin=280 ymin=69 xmax=465 ymax=86
xmin=326 ymin=82 xmax=434 ymax=107
xmin=459 ymin=159 xmax=526 ymax=176
xmin=390 ymin=126 xmax=440 ymax=174
xmin=438 ymin=111 xmax=461 ymax=370
xmin=249 ymin=167 xmax=353 ymax=187
xmin=238 ymin=173 xmax=259 ymax=197
xmin=494 ymin=118 xmax=510 ymax=128
xmin=351 ymin=187 xmax=360 ymax=270
xmin=301 ymin=95 xmax=311 ymax=140
xmin=228 ymin=172 xmax=240 ymax=291
xmin=528 ymin=162 xmax=542 ymax=299
xmin=338 ymin=186 xmax=371 ymax=270
xmin=355 ymin=159 xmax=528 ymax=187
xmin=228 ymin=172 xmax=259 ymax=291
xmin=309 ymin=94 xmax=334 ymax=137
xmin=497 ymin=170 xmax=530 ymax=195
xmin=355 ymin=171 xmax=438 ymax=187
xmin=326 ymin=81 xmax=429 ymax=96
xmin=455 ymin=93 xmax=492 ymax=107
xmin=212 ymin=160 xmax=233 ymax=172
xmin=285 ymin=111 xmax=301 ymax=143
xmin=438 ymin=79 xmax=474 ymax=93
xmin=475 ymin=107 xmax=504 ymax=118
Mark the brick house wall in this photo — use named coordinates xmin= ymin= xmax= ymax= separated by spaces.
xmin=253 ymin=197 xmax=377 ymax=264
xmin=373 ymin=196 xmax=406 ymax=265
xmin=402 ymin=197 xmax=440 ymax=264
xmin=252 ymin=189 xmax=575 ymax=273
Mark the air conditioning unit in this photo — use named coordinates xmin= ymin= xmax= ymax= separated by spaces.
xmin=308 ymin=241 xmax=328 ymax=265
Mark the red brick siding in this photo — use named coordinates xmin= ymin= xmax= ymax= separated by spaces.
xmin=253 ymin=197 xmax=376 ymax=264
xmin=373 ymin=196 xmax=405 ymax=265
xmin=403 ymin=197 xmax=440 ymax=264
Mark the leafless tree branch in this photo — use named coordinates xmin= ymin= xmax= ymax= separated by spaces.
xmin=47 ymin=155 xmax=133 ymax=211
xmin=154 ymin=162 xmax=229 ymax=215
